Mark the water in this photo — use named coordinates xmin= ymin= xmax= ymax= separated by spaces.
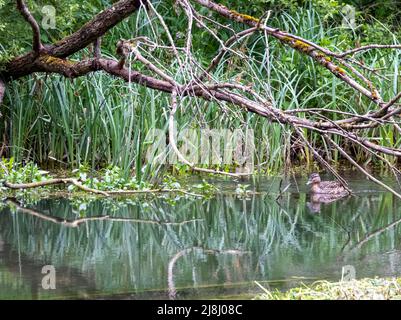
xmin=1 ymin=173 xmax=401 ymax=299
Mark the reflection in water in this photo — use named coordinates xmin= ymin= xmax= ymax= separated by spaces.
xmin=1 ymin=176 xmax=401 ymax=299
xmin=167 ymin=247 xmax=249 ymax=300
xmin=306 ymin=193 xmax=349 ymax=213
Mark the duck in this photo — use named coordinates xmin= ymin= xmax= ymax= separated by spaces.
xmin=306 ymin=173 xmax=349 ymax=195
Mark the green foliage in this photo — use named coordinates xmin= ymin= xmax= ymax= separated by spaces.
xmin=0 ymin=157 xmax=50 ymax=184
xmin=235 ymin=183 xmax=250 ymax=195
xmin=0 ymin=0 xmax=113 ymax=64
xmin=1 ymin=1 xmax=400 ymax=178
xmin=70 ymin=165 xmax=154 ymax=192
xmin=192 ymin=179 xmax=219 ymax=195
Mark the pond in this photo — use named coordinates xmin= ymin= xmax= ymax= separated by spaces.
xmin=1 ymin=173 xmax=401 ymax=299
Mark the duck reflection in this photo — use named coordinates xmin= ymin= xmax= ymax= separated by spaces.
xmin=307 ymin=193 xmax=349 ymax=213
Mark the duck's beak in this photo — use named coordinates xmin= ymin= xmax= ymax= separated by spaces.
xmin=306 ymin=179 xmax=312 ymax=185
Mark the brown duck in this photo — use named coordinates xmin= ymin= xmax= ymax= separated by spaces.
xmin=306 ymin=173 xmax=349 ymax=195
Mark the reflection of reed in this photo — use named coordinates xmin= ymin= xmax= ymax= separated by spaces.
xmin=0 ymin=191 xmax=397 ymax=299
xmin=347 ymin=214 xmax=401 ymax=252
xmin=167 ymin=247 xmax=249 ymax=300
xmin=0 ymin=233 xmax=97 ymax=299
xmin=4 ymin=198 xmax=203 ymax=228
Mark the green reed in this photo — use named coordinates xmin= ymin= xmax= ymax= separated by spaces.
xmin=1 ymin=6 xmax=400 ymax=179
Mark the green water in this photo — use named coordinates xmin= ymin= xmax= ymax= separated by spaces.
xmin=1 ymin=174 xmax=401 ymax=299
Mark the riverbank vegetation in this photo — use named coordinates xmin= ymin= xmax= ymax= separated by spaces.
xmin=0 ymin=0 xmax=400 ymax=197
xmin=1 ymin=1 xmax=401 ymax=301
xmin=255 ymin=277 xmax=401 ymax=300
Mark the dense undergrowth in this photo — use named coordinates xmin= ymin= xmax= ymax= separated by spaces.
xmin=1 ymin=1 xmax=400 ymax=184
xmin=0 ymin=158 xmax=229 ymax=197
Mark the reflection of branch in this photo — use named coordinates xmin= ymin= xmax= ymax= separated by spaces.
xmin=3 ymin=179 xmax=203 ymax=197
xmin=167 ymin=246 xmax=249 ymax=299
xmin=347 ymin=214 xmax=401 ymax=252
xmin=4 ymin=198 xmax=203 ymax=228
xmin=5 ymin=199 xmax=109 ymax=228
xmin=107 ymin=217 xmax=203 ymax=226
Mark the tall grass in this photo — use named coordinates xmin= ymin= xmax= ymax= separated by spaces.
xmin=1 ymin=5 xmax=400 ymax=179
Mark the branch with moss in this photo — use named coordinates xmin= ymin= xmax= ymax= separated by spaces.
xmin=1 ymin=0 xmax=401 ymax=195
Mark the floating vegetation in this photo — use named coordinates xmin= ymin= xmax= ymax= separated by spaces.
xmin=255 ymin=278 xmax=401 ymax=300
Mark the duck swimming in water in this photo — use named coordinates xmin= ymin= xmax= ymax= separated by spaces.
xmin=306 ymin=173 xmax=349 ymax=195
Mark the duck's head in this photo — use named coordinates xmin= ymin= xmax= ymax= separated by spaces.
xmin=306 ymin=173 xmax=321 ymax=185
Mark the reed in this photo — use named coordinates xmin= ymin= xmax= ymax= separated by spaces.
xmin=1 ymin=6 xmax=399 ymax=179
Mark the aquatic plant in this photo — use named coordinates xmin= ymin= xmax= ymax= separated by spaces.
xmin=255 ymin=277 xmax=401 ymax=300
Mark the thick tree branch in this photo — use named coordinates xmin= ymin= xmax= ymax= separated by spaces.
xmin=3 ymin=0 xmax=144 ymax=80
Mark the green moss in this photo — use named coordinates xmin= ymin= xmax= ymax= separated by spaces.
xmin=229 ymin=9 xmax=260 ymax=23
xmin=334 ymin=66 xmax=346 ymax=75
xmin=39 ymin=54 xmax=74 ymax=67
xmin=292 ymin=40 xmax=314 ymax=52
xmin=281 ymin=36 xmax=294 ymax=43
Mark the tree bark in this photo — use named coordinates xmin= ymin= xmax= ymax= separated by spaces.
xmin=2 ymin=0 xmax=144 ymax=81
xmin=0 ymin=78 xmax=5 ymax=105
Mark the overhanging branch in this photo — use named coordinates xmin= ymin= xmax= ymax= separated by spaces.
xmin=3 ymin=0 xmax=145 ymax=80
xmin=16 ymin=0 xmax=44 ymax=53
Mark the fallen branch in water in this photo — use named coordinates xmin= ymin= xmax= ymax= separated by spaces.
xmin=4 ymin=179 xmax=109 ymax=196
xmin=167 ymin=246 xmax=250 ymax=299
xmin=3 ymin=178 xmax=203 ymax=197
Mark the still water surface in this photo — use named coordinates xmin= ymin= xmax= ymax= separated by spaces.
xmin=1 ymin=174 xmax=401 ymax=299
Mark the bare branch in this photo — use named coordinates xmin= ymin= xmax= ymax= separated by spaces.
xmin=4 ymin=178 xmax=110 ymax=196
xmin=94 ymin=38 xmax=102 ymax=58
xmin=16 ymin=0 xmax=43 ymax=53
xmin=168 ymin=90 xmax=249 ymax=177
xmin=325 ymin=136 xmax=401 ymax=200
xmin=0 ymin=78 xmax=5 ymax=105
xmin=337 ymin=44 xmax=401 ymax=58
